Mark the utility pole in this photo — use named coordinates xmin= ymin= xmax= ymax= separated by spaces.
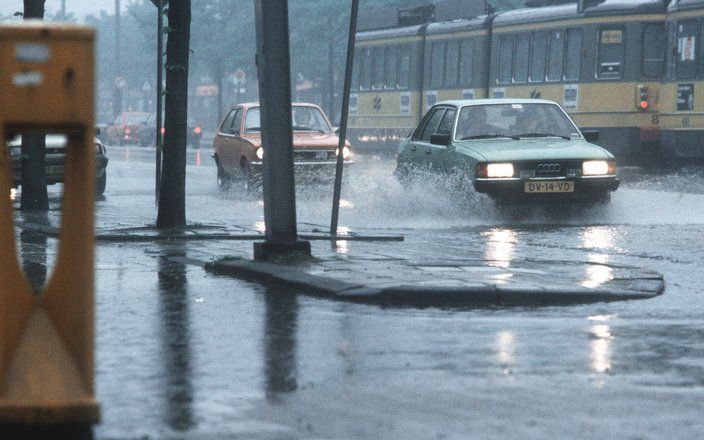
xmin=253 ymin=0 xmax=310 ymax=260
xmin=330 ymin=0 xmax=360 ymax=235
xmin=155 ymin=0 xmax=165 ymax=205
xmin=113 ymin=0 xmax=122 ymax=117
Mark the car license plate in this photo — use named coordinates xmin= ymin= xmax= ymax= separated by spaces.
xmin=524 ymin=181 xmax=574 ymax=193
xmin=45 ymin=165 xmax=64 ymax=175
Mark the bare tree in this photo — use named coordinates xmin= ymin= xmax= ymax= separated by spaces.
xmin=156 ymin=0 xmax=191 ymax=229
xmin=20 ymin=0 xmax=48 ymax=211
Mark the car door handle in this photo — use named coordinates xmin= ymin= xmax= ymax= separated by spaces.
xmin=410 ymin=145 xmax=416 ymax=152
xmin=425 ymin=148 xmax=431 ymax=155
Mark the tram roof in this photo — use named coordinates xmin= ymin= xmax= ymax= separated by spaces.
xmin=425 ymin=15 xmax=492 ymax=35
xmin=357 ymin=24 xmax=426 ymax=42
xmin=494 ymin=0 xmax=666 ymax=27
xmin=668 ymin=0 xmax=704 ymax=12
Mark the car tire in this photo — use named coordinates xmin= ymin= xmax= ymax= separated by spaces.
xmin=395 ymin=165 xmax=413 ymax=189
xmin=240 ymin=159 xmax=257 ymax=194
xmin=95 ymin=170 xmax=107 ymax=197
xmin=217 ymin=163 xmax=233 ymax=191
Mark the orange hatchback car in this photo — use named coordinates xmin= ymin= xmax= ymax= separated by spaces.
xmin=212 ymin=102 xmax=352 ymax=191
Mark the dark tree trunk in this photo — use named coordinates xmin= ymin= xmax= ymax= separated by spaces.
xmin=156 ymin=0 xmax=191 ymax=229
xmin=20 ymin=0 xmax=48 ymax=211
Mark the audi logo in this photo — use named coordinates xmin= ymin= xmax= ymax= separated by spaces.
xmin=536 ymin=163 xmax=561 ymax=173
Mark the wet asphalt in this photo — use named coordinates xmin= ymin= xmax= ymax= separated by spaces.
xmin=11 ymin=146 xmax=704 ymax=439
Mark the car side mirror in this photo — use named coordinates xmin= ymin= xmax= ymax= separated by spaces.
xmin=430 ymin=133 xmax=451 ymax=146
xmin=333 ymin=127 xmax=340 ymax=134
xmin=582 ymin=130 xmax=599 ymax=142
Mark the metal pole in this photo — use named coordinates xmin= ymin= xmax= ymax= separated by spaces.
xmin=113 ymin=0 xmax=122 ymax=117
xmin=253 ymin=0 xmax=310 ymax=260
xmin=330 ymin=0 xmax=359 ymax=236
xmin=60 ymin=0 xmax=66 ymax=18
xmin=155 ymin=0 xmax=164 ymax=205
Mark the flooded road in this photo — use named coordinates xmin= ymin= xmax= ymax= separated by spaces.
xmin=15 ymin=146 xmax=704 ymax=438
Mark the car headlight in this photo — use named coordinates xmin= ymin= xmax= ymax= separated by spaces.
xmin=582 ymin=160 xmax=613 ymax=176
xmin=486 ymin=163 xmax=514 ymax=178
xmin=335 ymin=146 xmax=352 ymax=159
xmin=256 ymin=147 xmax=264 ymax=160
xmin=9 ymin=146 xmax=21 ymax=157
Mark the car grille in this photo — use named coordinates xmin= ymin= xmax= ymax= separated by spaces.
xmin=516 ymin=160 xmax=583 ymax=178
xmin=293 ymin=150 xmax=335 ymax=161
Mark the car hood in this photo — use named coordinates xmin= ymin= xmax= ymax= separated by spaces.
xmin=243 ymin=132 xmax=350 ymax=149
xmin=457 ymin=138 xmax=613 ymax=162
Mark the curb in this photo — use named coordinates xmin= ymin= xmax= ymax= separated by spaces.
xmin=205 ymin=259 xmax=665 ymax=307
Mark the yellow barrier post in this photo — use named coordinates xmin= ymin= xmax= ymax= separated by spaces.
xmin=0 ymin=22 xmax=99 ymax=432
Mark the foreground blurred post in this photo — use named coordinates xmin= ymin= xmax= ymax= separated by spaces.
xmin=0 ymin=23 xmax=99 ymax=436
xmin=253 ymin=0 xmax=311 ymax=260
xmin=330 ymin=0 xmax=360 ymax=236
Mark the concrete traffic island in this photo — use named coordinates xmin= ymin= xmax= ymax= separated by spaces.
xmin=205 ymin=253 xmax=665 ymax=307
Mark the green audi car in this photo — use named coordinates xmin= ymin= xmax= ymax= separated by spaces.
xmin=395 ymin=99 xmax=619 ymax=203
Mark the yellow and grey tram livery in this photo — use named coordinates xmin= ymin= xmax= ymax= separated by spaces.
xmin=660 ymin=0 xmax=704 ymax=161
xmin=489 ymin=0 xmax=667 ymax=163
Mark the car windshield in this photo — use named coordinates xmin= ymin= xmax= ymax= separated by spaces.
xmin=455 ymin=103 xmax=580 ymax=141
xmin=244 ymin=106 xmax=332 ymax=133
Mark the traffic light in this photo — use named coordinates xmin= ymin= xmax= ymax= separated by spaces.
xmin=637 ymin=84 xmax=649 ymax=110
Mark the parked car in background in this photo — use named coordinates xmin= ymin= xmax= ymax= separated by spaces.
xmin=106 ymin=112 xmax=150 ymax=145
xmin=396 ymin=99 xmax=619 ymax=204
xmin=138 ymin=113 xmax=203 ymax=149
xmin=8 ymin=134 xmax=109 ymax=196
xmin=212 ymin=102 xmax=353 ymax=191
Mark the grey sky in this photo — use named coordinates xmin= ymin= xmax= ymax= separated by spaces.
xmin=0 ymin=0 xmax=122 ymax=20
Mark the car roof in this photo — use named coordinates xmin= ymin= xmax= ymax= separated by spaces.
xmin=435 ymin=98 xmax=560 ymax=107
xmin=232 ymin=102 xmax=323 ymax=110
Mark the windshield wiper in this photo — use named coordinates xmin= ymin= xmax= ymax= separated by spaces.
xmin=460 ymin=134 xmax=519 ymax=140
xmin=292 ymin=125 xmax=325 ymax=133
xmin=516 ymin=132 xmax=571 ymax=140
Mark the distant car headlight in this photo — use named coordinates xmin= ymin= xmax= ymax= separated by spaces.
xmin=582 ymin=160 xmax=610 ymax=176
xmin=256 ymin=147 xmax=264 ymax=160
xmin=486 ymin=163 xmax=514 ymax=178
xmin=335 ymin=146 xmax=352 ymax=159
xmin=9 ymin=146 xmax=21 ymax=157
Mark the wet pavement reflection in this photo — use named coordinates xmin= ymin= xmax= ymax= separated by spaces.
xmin=157 ymin=245 xmax=195 ymax=432
xmin=263 ymin=287 xmax=299 ymax=399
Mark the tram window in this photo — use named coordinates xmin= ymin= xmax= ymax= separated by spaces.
xmin=514 ymin=34 xmax=529 ymax=83
xmin=564 ymin=29 xmax=582 ymax=81
xmin=386 ymin=46 xmax=399 ymax=89
xmin=361 ymin=47 xmax=373 ymax=90
xmin=459 ymin=40 xmax=474 ymax=86
xmin=676 ymin=20 xmax=697 ymax=79
xmin=430 ymin=42 xmax=446 ymax=89
xmin=445 ymin=40 xmax=460 ymax=87
xmin=547 ymin=30 xmax=564 ymax=82
xmin=597 ymin=28 xmax=625 ymax=79
xmin=399 ymin=45 xmax=411 ymax=89
xmin=351 ymin=50 xmax=362 ymax=90
xmin=498 ymin=35 xmax=513 ymax=84
xmin=372 ymin=46 xmax=386 ymax=89
xmin=529 ymin=32 xmax=547 ymax=82
xmin=642 ymin=24 xmax=665 ymax=79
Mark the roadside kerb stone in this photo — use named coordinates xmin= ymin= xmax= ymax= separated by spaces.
xmin=205 ymin=257 xmax=665 ymax=307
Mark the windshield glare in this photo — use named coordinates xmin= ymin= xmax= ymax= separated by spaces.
xmin=455 ymin=103 xmax=580 ymax=140
xmin=244 ymin=106 xmax=332 ymax=133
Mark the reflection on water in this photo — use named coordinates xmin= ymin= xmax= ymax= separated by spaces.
xmin=10 ymin=188 xmax=17 ymax=201
xmin=19 ymin=211 xmax=49 ymax=294
xmin=264 ymin=287 xmax=298 ymax=399
xmin=157 ymin=247 xmax=195 ymax=432
xmin=493 ymin=331 xmax=516 ymax=375
xmin=580 ymin=226 xmax=616 ymax=289
xmin=588 ymin=324 xmax=613 ymax=379
xmin=255 ymin=221 xmax=266 ymax=233
xmin=482 ymin=228 xmax=517 ymax=268
xmin=334 ymin=240 xmax=349 ymax=255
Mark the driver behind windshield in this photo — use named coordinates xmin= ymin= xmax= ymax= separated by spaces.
xmin=456 ymin=106 xmax=499 ymax=139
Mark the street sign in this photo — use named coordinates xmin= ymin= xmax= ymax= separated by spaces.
xmin=141 ymin=80 xmax=152 ymax=93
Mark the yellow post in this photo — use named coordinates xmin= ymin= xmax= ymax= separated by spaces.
xmin=0 ymin=22 xmax=99 ymax=427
